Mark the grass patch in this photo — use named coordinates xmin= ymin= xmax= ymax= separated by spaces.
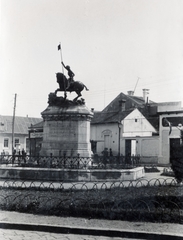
xmin=0 ymin=184 xmax=183 ymax=223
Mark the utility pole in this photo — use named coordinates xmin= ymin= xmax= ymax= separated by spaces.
xmin=118 ymin=122 xmax=121 ymax=157
xmin=12 ymin=93 xmax=17 ymax=155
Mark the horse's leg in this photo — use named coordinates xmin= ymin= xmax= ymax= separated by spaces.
xmin=73 ymin=91 xmax=81 ymax=101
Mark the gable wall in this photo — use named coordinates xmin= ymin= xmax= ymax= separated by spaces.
xmin=123 ymin=109 xmax=156 ymax=137
xmin=91 ymin=108 xmax=159 ymax=159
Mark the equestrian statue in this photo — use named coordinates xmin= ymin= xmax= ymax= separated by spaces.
xmin=55 ymin=61 xmax=89 ymax=101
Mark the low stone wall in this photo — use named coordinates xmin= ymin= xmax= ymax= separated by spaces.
xmin=0 ymin=167 xmax=145 ymax=182
xmin=139 ymin=156 xmax=158 ymax=164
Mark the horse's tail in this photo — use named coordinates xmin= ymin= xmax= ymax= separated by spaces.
xmin=84 ymin=85 xmax=89 ymax=91
xmin=76 ymin=81 xmax=89 ymax=91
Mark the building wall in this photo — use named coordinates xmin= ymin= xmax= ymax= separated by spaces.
xmin=123 ymin=109 xmax=156 ymax=137
xmin=0 ymin=133 xmax=27 ymax=155
xmin=120 ymin=109 xmax=158 ymax=161
xmin=159 ymin=112 xmax=183 ymax=165
xmin=138 ymin=137 xmax=159 ymax=163
xmin=120 ymin=136 xmax=159 ymax=162
xmin=157 ymin=102 xmax=182 ymax=112
xmin=91 ymin=109 xmax=158 ymax=158
xmin=0 ymin=115 xmax=42 ymax=155
xmin=91 ymin=123 xmax=119 ymax=155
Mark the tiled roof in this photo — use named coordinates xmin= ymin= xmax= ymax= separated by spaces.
xmin=147 ymin=117 xmax=159 ymax=132
xmin=0 ymin=115 xmax=42 ymax=134
xmin=91 ymin=110 xmax=134 ymax=124
xmin=137 ymin=108 xmax=159 ymax=131
xmin=29 ymin=121 xmax=43 ymax=130
xmin=92 ymin=92 xmax=156 ymax=124
xmin=101 ymin=93 xmax=147 ymax=113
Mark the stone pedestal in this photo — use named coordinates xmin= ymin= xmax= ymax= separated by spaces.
xmin=40 ymin=103 xmax=93 ymax=157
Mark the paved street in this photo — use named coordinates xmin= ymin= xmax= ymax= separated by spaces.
xmin=0 ymin=228 xmax=180 ymax=240
xmin=0 ymin=210 xmax=183 ymax=240
xmin=0 ymin=229 xmax=140 ymax=240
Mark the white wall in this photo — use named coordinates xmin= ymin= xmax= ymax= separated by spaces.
xmin=0 ymin=133 xmax=28 ymax=155
xmin=158 ymin=102 xmax=182 ymax=112
xmin=123 ymin=109 xmax=156 ymax=137
xmin=91 ymin=123 xmax=119 ymax=155
xmin=120 ymin=136 xmax=159 ymax=161
xmin=159 ymin=112 xmax=183 ymax=164
xmin=91 ymin=109 xmax=158 ymax=157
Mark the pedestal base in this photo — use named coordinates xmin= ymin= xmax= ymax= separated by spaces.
xmin=40 ymin=104 xmax=93 ymax=157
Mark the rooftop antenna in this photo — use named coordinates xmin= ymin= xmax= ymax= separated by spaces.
xmin=133 ymin=77 xmax=140 ymax=95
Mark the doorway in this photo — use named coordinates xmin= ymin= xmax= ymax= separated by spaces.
xmin=104 ymin=135 xmax=110 ymax=150
xmin=170 ymin=138 xmax=181 ymax=163
xmin=125 ymin=139 xmax=136 ymax=164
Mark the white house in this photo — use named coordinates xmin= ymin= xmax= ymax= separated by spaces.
xmin=91 ymin=92 xmax=183 ymax=165
xmin=0 ymin=115 xmax=42 ymax=155
xmin=90 ymin=91 xmax=160 ymax=163
xmin=121 ymin=108 xmax=159 ymax=163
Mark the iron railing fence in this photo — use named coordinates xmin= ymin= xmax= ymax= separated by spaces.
xmin=0 ymin=154 xmax=142 ymax=169
xmin=0 ymin=177 xmax=178 ymax=190
xmin=0 ymin=178 xmax=182 ymax=223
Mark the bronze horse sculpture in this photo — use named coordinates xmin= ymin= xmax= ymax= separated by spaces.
xmin=55 ymin=72 xmax=89 ymax=101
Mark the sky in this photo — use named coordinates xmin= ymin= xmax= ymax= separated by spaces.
xmin=0 ymin=0 xmax=183 ymax=118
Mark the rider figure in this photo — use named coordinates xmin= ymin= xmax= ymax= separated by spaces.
xmin=61 ymin=62 xmax=75 ymax=89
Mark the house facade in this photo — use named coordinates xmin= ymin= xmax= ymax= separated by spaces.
xmin=90 ymin=90 xmax=160 ymax=163
xmin=121 ymin=108 xmax=159 ymax=163
xmin=90 ymin=90 xmax=183 ymax=165
xmin=0 ymin=115 xmax=42 ymax=155
xmin=157 ymin=102 xmax=183 ymax=165
xmin=91 ymin=109 xmax=159 ymax=164
xmin=28 ymin=121 xmax=43 ymax=156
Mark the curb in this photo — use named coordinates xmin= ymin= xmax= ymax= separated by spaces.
xmin=0 ymin=222 xmax=183 ymax=240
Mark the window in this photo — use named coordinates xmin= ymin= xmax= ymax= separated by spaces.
xmin=15 ymin=138 xmax=19 ymax=146
xmin=4 ymin=138 xmax=9 ymax=148
xmin=162 ymin=117 xmax=183 ymax=127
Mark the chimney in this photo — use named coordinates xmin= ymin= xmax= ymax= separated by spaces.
xmin=119 ymin=99 xmax=126 ymax=111
xmin=127 ymin=91 xmax=134 ymax=96
xmin=142 ymin=89 xmax=149 ymax=103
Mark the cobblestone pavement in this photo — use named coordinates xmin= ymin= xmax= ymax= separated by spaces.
xmin=0 ymin=229 xmax=145 ymax=240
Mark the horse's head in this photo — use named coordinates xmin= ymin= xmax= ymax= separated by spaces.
xmin=56 ymin=72 xmax=65 ymax=83
xmin=55 ymin=72 xmax=68 ymax=90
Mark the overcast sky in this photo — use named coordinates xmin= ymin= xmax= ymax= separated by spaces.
xmin=0 ymin=0 xmax=183 ymax=118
